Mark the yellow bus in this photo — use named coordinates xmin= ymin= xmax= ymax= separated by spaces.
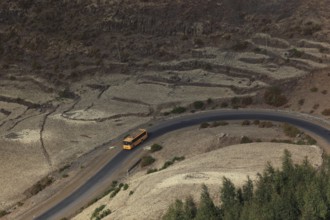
xmin=123 ymin=129 xmax=148 ymax=150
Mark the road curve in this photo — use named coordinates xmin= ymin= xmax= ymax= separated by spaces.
xmin=34 ymin=109 xmax=330 ymax=220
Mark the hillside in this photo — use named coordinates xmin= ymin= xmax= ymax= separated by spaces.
xmin=0 ymin=0 xmax=330 ymax=218
xmin=73 ymin=142 xmax=323 ymax=220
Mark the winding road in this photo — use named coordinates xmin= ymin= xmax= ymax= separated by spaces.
xmin=29 ymin=109 xmax=330 ymax=220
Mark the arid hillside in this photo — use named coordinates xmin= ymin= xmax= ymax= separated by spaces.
xmin=0 ymin=0 xmax=330 ymax=218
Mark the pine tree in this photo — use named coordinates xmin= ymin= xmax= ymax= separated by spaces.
xmin=195 ymin=184 xmax=221 ymax=220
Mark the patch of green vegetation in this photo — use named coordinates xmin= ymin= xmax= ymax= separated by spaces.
xmin=193 ymin=101 xmax=204 ymax=109
xmin=141 ymin=155 xmax=156 ymax=167
xmin=264 ymin=86 xmax=288 ymax=107
xmin=211 ymin=121 xmax=229 ymax=127
xmin=322 ymin=109 xmax=330 ymax=116
xmin=258 ymin=121 xmax=274 ymax=128
xmin=129 ymin=191 xmax=134 ymax=196
xmin=150 ymin=144 xmax=163 ymax=153
xmin=0 ymin=210 xmax=9 ymax=217
xmin=200 ymin=122 xmax=210 ymax=129
xmin=91 ymin=205 xmax=111 ymax=220
xmin=241 ymin=120 xmax=251 ymax=126
xmin=283 ymin=123 xmax=301 ymax=138
xmin=171 ymin=106 xmax=186 ymax=114
xmin=123 ymin=183 xmax=129 ymax=191
xmin=288 ymin=48 xmax=304 ymax=58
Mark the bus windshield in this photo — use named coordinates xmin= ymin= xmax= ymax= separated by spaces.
xmin=123 ymin=141 xmax=132 ymax=146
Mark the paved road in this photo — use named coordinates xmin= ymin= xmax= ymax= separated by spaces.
xmin=33 ymin=109 xmax=330 ymax=220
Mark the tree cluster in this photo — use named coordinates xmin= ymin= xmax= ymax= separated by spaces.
xmin=163 ymin=150 xmax=330 ymax=220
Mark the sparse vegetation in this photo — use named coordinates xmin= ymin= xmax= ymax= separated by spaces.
xmin=200 ymin=122 xmax=210 ymax=129
xmin=141 ymin=156 xmax=156 ymax=167
xmin=283 ymin=123 xmax=301 ymax=137
xmin=240 ymin=136 xmax=253 ymax=144
xmin=0 ymin=210 xmax=9 ymax=217
xmin=264 ymin=86 xmax=288 ymax=107
xmin=322 ymin=109 xmax=330 ymax=116
xmin=310 ymin=87 xmax=318 ymax=92
xmin=171 ymin=106 xmax=186 ymax=114
xmin=193 ymin=101 xmax=204 ymax=109
xmin=258 ymin=121 xmax=274 ymax=128
xmin=211 ymin=121 xmax=229 ymax=127
xmin=91 ymin=205 xmax=111 ymax=220
xmin=241 ymin=120 xmax=251 ymax=126
xmin=288 ymin=48 xmax=304 ymax=58
xmin=150 ymin=144 xmax=163 ymax=153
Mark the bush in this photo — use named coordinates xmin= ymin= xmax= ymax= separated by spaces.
xmin=288 ymin=48 xmax=304 ymax=58
xmin=283 ymin=123 xmax=301 ymax=137
xmin=58 ymin=88 xmax=77 ymax=99
xmin=150 ymin=144 xmax=163 ymax=153
xmin=241 ymin=120 xmax=251 ymax=126
xmin=310 ymin=87 xmax=318 ymax=92
xmin=141 ymin=156 xmax=156 ymax=167
xmin=147 ymin=168 xmax=158 ymax=174
xmin=241 ymin=136 xmax=253 ymax=144
xmin=210 ymin=121 xmax=228 ymax=127
xmin=253 ymin=120 xmax=260 ymax=125
xmin=0 ymin=210 xmax=9 ymax=217
xmin=264 ymin=87 xmax=288 ymax=107
xmin=258 ymin=121 xmax=274 ymax=128
xmin=171 ymin=106 xmax=186 ymax=114
xmin=200 ymin=122 xmax=210 ymax=129
xmin=129 ymin=191 xmax=134 ymax=196
xmin=322 ymin=109 xmax=330 ymax=116
xmin=322 ymin=90 xmax=327 ymax=95
xmin=123 ymin=184 xmax=129 ymax=191
xmin=298 ymin=99 xmax=305 ymax=106
xmin=193 ymin=101 xmax=204 ymax=109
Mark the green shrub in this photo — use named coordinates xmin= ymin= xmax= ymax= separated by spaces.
xmin=288 ymin=48 xmax=304 ymax=58
xmin=258 ymin=121 xmax=274 ymax=128
xmin=207 ymin=98 xmax=213 ymax=104
xmin=171 ymin=106 xmax=186 ymax=114
xmin=123 ymin=184 xmax=129 ymax=191
xmin=129 ymin=191 xmax=134 ymax=196
xmin=322 ymin=109 xmax=330 ymax=116
xmin=0 ymin=210 xmax=9 ymax=217
xmin=150 ymin=144 xmax=163 ymax=153
xmin=147 ymin=168 xmax=158 ymax=174
xmin=298 ymin=99 xmax=305 ymax=106
xmin=141 ymin=156 xmax=156 ymax=167
xmin=200 ymin=122 xmax=210 ymax=129
xmin=283 ymin=123 xmax=301 ymax=137
xmin=193 ymin=101 xmax=204 ymax=109
xmin=210 ymin=121 xmax=228 ymax=127
xmin=241 ymin=120 xmax=251 ymax=126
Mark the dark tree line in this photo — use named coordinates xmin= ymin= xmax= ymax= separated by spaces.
xmin=163 ymin=150 xmax=330 ymax=220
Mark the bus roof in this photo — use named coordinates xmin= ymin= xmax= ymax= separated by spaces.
xmin=123 ymin=129 xmax=147 ymax=142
